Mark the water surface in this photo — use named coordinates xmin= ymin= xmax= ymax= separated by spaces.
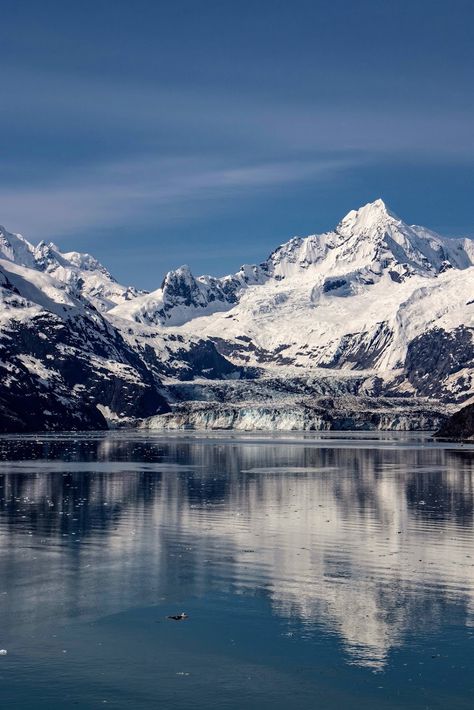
xmin=1 ymin=431 xmax=474 ymax=709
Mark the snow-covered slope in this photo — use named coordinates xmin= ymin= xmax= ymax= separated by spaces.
xmin=111 ymin=199 xmax=474 ymax=329
xmin=175 ymin=256 xmax=474 ymax=376
xmin=0 ymin=225 xmax=38 ymax=268
xmin=0 ymin=225 xmax=144 ymax=312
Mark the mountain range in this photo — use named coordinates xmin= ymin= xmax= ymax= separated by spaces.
xmin=1 ymin=199 xmax=473 ymax=432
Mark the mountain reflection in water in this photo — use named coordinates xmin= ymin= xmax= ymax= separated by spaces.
xmin=0 ymin=431 xmax=474 ymax=675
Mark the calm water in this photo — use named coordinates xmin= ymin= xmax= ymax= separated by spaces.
xmin=1 ymin=431 xmax=474 ymax=709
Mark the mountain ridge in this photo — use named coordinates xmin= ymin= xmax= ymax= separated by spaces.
xmin=110 ymin=199 xmax=474 ymax=327
xmin=1 ymin=199 xmax=473 ymax=432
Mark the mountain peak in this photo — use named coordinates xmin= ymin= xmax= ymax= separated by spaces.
xmin=358 ymin=198 xmax=392 ymax=215
xmin=175 ymin=264 xmax=193 ymax=277
xmin=0 ymin=226 xmax=36 ymax=267
xmin=368 ymin=197 xmax=388 ymax=210
xmin=337 ymin=199 xmax=400 ymax=237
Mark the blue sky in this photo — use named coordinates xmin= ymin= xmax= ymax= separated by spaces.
xmin=0 ymin=0 xmax=473 ymax=288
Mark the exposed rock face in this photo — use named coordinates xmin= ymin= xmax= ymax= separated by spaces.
xmin=321 ymin=322 xmax=394 ymax=370
xmin=435 ymin=403 xmax=474 ymax=440
xmin=136 ymin=336 xmax=248 ymax=382
xmin=109 ymin=263 xmax=265 ymax=327
xmin=0 ymin=360 xmax=107 ymax=433
xmin=0 ymin=261 xmax=169 ymax=432
xmin=405 ymin=327 xmax=474 ymax=400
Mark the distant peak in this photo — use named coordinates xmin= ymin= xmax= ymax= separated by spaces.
xmin=35 ymin=240 xmax=59 ymax=252
xmin=175 ymin=264 xmax=193 ymax=276
xmin=164 ymin=264 xmax=194 ymax=281
xmin=368 ymin=197 xmax=388 ymax=210
xmin=337 ymin=199 xmax=400 ymax=236
xmin=0 ymin=225 xmax=28 ymax=242
xmin=351 ymin=198 xmax=396 ymax=218
xmin=161 ymin=264 xmax=195 ymax=291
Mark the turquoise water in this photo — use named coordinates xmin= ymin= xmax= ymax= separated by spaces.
xmin=0 ymin=431 xmax=474 ymax=709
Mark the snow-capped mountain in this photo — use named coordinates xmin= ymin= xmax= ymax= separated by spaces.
xmin=0 ymin=226 xmax=243 ymax=431
xmin=0 ymin=255 xmax=172 ymax=432
xmin=111 ymin=199 xmax=474 ymax=327
xmin=1 ymin=199 xmax=473 ymax=432
xmin=111 ymin=200 xmax=474 ymax=408
xmin=0 ymin=225 xmax=144 ymax=312
xmin=109 ymin=262 xmax=265 ymax=327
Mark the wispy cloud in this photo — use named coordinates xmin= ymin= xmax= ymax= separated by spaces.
xmin=0 ymin=67 xmax=472 ymax=243
xmin=0 ymin=155 xmax=355 ymax=239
